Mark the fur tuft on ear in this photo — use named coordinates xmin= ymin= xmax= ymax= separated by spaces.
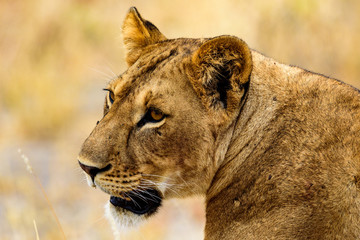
xmin=122 ymin=7 xmax=167 ymax=66
xmin=190 ymin=36 xmax=252 ymax=116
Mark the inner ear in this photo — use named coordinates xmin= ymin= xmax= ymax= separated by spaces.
xmin=190 ymin=36 xmax=253 ymax=113
xmin=214 ymin=64 xmax=232 ymax=108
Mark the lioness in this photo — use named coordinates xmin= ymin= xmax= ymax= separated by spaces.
xmin=78 ymin=7 xmax=360 ymax=239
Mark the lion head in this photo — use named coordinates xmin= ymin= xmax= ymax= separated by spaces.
xmin=78 ymin=7 xmax=252 ymax=229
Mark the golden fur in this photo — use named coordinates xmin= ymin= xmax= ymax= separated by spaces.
xmin=78 ymin=7 xmax=360 ymax=239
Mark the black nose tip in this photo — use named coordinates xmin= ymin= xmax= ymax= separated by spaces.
xmin=78 ymin=161 xmax=112 ymax=181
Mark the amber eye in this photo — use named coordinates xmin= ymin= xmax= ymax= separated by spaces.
xmin=137 ymin=108 xmax=166 ymax=128
xmin=150 ymin=109 xmax=164 ymax=121
xmin=109 ymin=91 xmax=115 ymax=104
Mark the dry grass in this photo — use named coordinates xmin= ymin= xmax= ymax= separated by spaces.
xmin=1 ymin=0 xmax=359 ymax=239
xmin=18 ymin=148 xmax=66 ymax=239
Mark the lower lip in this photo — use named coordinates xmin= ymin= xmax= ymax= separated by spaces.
xmin=110 ymin=189 xmax=162 ymax=215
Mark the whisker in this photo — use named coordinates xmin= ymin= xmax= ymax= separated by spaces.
xmin=141 ymin=178 xmax=177 ymax=187
xmin=141 ymin=173 xmax=175 ymax=181
xmin=132 ymin=186 xmax=161 ymax=203
xmin=177 ymin=173 xmax=199 ymax=195
xmin=88 ymin=66 xmax=115 ymax=81
xmin=146 ymin=179 xmax=185 ymax=195
xmin=139 ymin=180 xmax=182 ymax=198
xmin=163 ymin=186 xmax=182 ymax=197
xmin=141 ymin=179 xmax=184 ymax=191
xmin=129 ymin=185 xmax=162 ymax=204
xmin=123 ymin=191 xmax=141 ymax=208
xmin=128 ymin=186 xmax=150 ymax=203
xmin=104 ymin=61 xmax=118 ymax=78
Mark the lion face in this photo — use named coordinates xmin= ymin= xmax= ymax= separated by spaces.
xmin=78 ymin=40 xmax=217 ymax=226
xmin=78 ymin=7 xmax=252 ymax=228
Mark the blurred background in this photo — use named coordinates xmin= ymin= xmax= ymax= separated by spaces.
xmin=1 ymin=0 xmax=359 ymax=239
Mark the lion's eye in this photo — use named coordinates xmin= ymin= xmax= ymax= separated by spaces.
xmin=109 ymin=91 xmax=115 ymax=104
xmin=150 ymin=110 xmax=164 ymax=121
xmin=137 ymin=108 xmax=166 ymax=128
xmin=103 ymin=89 xmax=115 ymax=105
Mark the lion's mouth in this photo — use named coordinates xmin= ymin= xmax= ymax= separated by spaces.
xmin=110 ymin=188 xmax=162 ymax=215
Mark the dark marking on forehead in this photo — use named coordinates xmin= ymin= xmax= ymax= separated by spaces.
xmin=115 ymin=38 xmax=204 ymax=100
xmin=132 ymin=44 xmax=180 ymax=78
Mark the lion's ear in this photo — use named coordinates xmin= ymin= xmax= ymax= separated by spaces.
xmin=190 ymin=36 xmax=252 ymax=118
xmin=122 ymin=7 xmax=167 ymax=66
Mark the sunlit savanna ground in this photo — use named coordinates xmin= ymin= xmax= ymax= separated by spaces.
xmin=1 ymin=0 xmax=360 ymax=239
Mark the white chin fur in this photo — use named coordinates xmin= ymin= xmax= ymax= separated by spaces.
xmin=104 ymin=202 xmax=146 ymax=237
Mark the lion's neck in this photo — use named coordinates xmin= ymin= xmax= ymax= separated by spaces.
xmin=203 ymin=51 xmax=304 ymax=239
xmin=206 ymin=51 xmax=296 ymax=200
xmin=206 ymin=84 xmax=276 ymax=200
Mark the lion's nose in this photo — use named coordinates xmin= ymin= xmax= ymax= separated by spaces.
xmin=78 ymin=161 xmax=112 ymax=181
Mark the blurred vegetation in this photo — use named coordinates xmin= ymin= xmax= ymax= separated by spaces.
xmin=0 ymin=0 xmax=359 ymax=239
xmin=0 ymin=0 xmax=126 ymax=139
